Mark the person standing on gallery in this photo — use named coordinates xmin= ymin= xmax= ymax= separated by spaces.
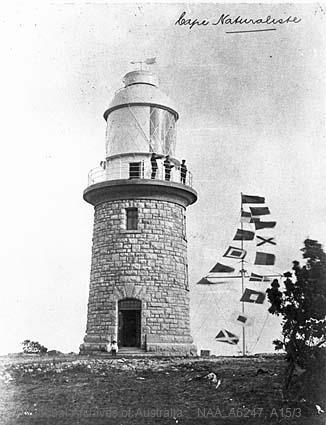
xmin=163 ymin=155 xmax=174 ymax=181
xmin=150 ymin=152 xmax=161 ymax=179
xmin=180 ymin=159 xmax=187 ymax=184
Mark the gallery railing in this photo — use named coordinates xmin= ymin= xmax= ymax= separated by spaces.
xmin=87 ymin=161 xmax=193 ymax=188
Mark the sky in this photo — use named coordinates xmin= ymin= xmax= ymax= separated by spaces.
xmin=0 ymin=2 xmax=325 ymax=355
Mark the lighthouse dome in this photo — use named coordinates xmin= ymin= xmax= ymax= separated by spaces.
xmin=103 ymin=70 xmax=179 ymax=120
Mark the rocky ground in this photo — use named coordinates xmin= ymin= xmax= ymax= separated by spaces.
xmin=0 ymin=354 xmax=325 ymax=424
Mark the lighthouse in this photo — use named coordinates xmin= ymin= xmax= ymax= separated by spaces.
xmin=80 ymin=69 xmax=197 ymax=355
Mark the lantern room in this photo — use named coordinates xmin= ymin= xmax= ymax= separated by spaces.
xmin=104 ymin=70 xmax=178 ymax=158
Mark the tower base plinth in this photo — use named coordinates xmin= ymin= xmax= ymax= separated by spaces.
xmin=79 ymin=334 xmax=197 ymax=357
xmin=79 ymin=334 xmax=110 ymax=354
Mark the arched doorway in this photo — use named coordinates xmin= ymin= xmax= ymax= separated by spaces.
xmin=118 ymin=298 xmax=141 ymax=347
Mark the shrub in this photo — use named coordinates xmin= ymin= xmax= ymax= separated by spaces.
xmin=267 ymin=239 xmax=326 ymax=405
xmin=21 ymin=340 xmax=48 ymax=355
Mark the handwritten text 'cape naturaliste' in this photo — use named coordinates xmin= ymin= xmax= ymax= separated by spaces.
xmin=175 ymin=12 xmax=302 ymax=30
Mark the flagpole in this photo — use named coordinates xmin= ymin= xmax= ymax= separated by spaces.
xmin=240 ymin=192 xmax=246 ymax=357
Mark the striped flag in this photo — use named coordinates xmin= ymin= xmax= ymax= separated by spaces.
xmin=250 ymin=206 xmax=270 ymax=216
xmin=223 ymin=246 xmax=247 ymax=260
xmin=240 ymin=288 xmax=266 ymax=304
xmin=242 ymin=194 xmax=265 ymax=204
xmin=249 ymin=273 xmax=264 ymax=282
xmin=240 ymin=211 xmax=252 ymax=223
xmin=233 ymin=229 xmax=255 ymax=241
xmin=249 ymin=273 xmax=271 ymax=282
xmin=254 ymin=252 xmax=276 ymax=266
xmin=250 ymin=217 xmax=261 ymax=223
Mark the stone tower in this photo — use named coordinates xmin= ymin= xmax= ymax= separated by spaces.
xmin=80 ymin=69 xmax=197 ymax=355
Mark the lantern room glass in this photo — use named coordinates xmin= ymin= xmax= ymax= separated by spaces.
xmin=105 ymin=106 xmax=176 ymax=157
xmin=149 ymin=107 xmax=176 ymax=155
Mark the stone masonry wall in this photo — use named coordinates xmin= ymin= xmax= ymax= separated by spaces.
xmin=82 ymin=198 xmax=194 ymax=352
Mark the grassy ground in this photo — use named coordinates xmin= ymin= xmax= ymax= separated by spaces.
xmin=0 ymin=354 xmax=325 ymax=425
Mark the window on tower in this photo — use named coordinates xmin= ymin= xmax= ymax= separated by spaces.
xmin=129 ymin=162 xmax=142 ymax=179
xmin=126 ymin=208 xmax=138 ymax=230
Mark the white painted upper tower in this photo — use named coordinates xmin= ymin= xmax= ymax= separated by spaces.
xmin=88 ymin=70 xmax=189 ymax=184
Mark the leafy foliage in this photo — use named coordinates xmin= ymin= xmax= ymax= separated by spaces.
xmin=21 ymin=340 xmax=48 ymax=355
xmin=267 ymin=239 xmax=326 ymax=404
